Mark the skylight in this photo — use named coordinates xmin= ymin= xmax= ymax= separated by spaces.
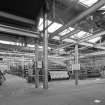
xmin=59 ymin=27 xmax=74 ymax=36
xmin=48 ymin=22 xmax=62 ymax=33
xmin=38 ymin=18 xmax=62 ymax=33
xmin=72 ymin=31 xmax=86 ymax=39
xmin=88 ymin=37 xmax=101 ymax=43
xmin=79 ymin=0 xmax=98 ymax=7
xmin=38 ymin=18 xmax=52 ymax=31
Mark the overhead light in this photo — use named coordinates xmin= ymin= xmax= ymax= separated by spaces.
xmin=27 ymin=44 xmax=35 ymax=48
xmin=63 ymin=39 xmax=76 ymax=43
xmin=0 ymin=40 xmax=21 ymax=46
xmin=94 ymin=99 xmax=101 ymax=103
xmin=52 ymin=36 xmax=60 ymax=40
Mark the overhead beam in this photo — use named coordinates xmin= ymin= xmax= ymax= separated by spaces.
xmin=0 ymin=24 xmax=40 ymax=38
xmin=1 ymin=50 xmax=105 ymax=61
xmin=0 ymin=43 xmax=35 ymax=51
xmin=80 ymin=51 xmax=105 ymax=58
xmin=78 ymin=30 xmax=105 ymax=43
xmin=96 ymin=41 xmax=105 ymax=46
xmin=49 ymin=0 xmax=105 ymax=39
xmin=56 ymin=30 xmax=105 ymax=50
xmin=56 ymin=40 xmax=105 ymax=50
xmin=0 ymin=11 xmax=35 ymax=25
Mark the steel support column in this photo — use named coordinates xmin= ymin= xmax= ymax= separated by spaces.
xmin=75 ymin=44 xmax=79 ymax=85
xmin=43 ymin=13 xmax=48 ymax=89
xmin=22 ymin=56 xmax=25 ymax=78
xmin=35 ymin=42 xmax=39 ymax=88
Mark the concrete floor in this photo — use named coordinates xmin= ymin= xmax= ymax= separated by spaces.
xmin=0 ymin=74 xmax=105 ymax=105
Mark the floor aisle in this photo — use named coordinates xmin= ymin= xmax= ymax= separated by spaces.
xmin=0 ymin=74 xmax=105 ymax=105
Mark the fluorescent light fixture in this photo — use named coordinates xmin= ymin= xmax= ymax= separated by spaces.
xmin=48 ymin=47 xmax=51 ymax=50
xmin=38 ymin=46 xmax=43 ymax=49
xmin=0 ymin=40 xmax=21 ymax=46
xmin=94 ymin=99 xmax=101 ymax=103
xmin=79 ymin=0 xmax=98 ymax=7
xmin=59 ymin=27 xmax=74 ymax=36
xmin=100 ymin=5 xmax=105 ymax=10
xmin=27 ymin=44 xmax=35 ymax=48
xmin=59 ymin=49 xmax=64 ymax=52
xmin=63 ymin=39 xmax=76 ymax=43
xmin=52 ymin=36 xmax=60 ymax=40
xmin=89 ymin=36 xmax=101 ymax=43
xmin=38 ymin=46 xmax=51 ymax=50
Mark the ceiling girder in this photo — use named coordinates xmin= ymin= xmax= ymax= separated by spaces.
xmin=0 ymin=11 xmax=35 ymax=25
xmin=78 ymin=30 xmax=105 ymax=43
xmin=56 ymin=37 xmax=105 ymax=50
xmin=0 ymin=24 xmax=40 ymax=38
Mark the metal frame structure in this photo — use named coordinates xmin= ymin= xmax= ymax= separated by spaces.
xmin=0 ymin=0 xmax=105 ymax=88
xmin=0 ymin=24 xmax=40 ymax=38
xmin=34 ymin=42 xmax=39 ymax=88
xmin=49 ymin=0 xmax=105 ymax=39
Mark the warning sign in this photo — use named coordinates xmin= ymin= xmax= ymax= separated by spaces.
xmin=37 ymin=61 xmax=42 ymax=68
xmin=72 ymin=64 xmax=80 ymax=71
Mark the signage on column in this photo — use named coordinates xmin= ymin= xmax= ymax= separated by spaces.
xmin=72 ymin=64 xmax=80 ymax=71
xmin=37 ymin=61 xmax=42 ymax=68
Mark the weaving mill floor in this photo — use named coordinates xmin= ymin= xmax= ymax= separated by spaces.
xmin=0 ymin=74 xmax=105 ymax=105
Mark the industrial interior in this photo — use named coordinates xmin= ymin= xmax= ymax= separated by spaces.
xmin=0 ymin=0 xmax=105 ymax=105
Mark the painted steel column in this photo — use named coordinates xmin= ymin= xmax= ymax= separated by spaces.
xmin=75 ymin=44 xmax=79 ymax=85
xmin=22 ymin=56 xmax=25 ymax=78
xmin=35 ymin=42 xmax=39 ymax=88
xmin=43 ymin=13 xmax=48 ymax=89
